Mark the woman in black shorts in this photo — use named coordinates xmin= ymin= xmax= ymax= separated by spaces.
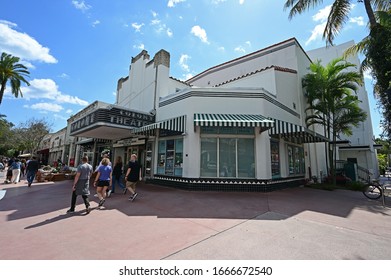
xmin=93 ymin=157 xmax=112 ymax=208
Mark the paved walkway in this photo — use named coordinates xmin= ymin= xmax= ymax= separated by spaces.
xmin=0 ymin=169 xmax=390 ymax=260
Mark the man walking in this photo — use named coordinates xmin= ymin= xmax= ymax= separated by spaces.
xmin=67 ymin=156 xmax=93 ymax=214
xmin=26 ymin=156 xmax=39 ymax=187
xmin=124 ymin=154 xmax=142 ymax=201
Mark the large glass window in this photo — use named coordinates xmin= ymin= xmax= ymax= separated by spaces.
xmin=288 ymin=145 xmax=305 ymax=175
xmin=219 ymin=138 xmax=236 ymax=177
xmin=200 ymin=137 xmax=255 ymax=178
xmin=200 ymin=138 xmax=217 ymax=177
xmin=238 ymin=138 xmax=255 ymax=178
xmin=157 ymin=139 xmax=184 ymax=176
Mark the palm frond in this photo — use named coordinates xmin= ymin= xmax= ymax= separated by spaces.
xmin=324 ymin=0 xmax=351 ymax=45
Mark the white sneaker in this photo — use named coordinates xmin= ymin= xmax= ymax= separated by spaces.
xmin=107 ymin=190 xmax=112 ymax=197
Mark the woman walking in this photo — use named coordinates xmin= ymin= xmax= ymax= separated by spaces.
xmin=11 ymin=159 xmax=21 ymax=184
xmin=93 ymin=157 xmax=112 ymax=209
xmin=112 ymin=156 xmax=125 ymax=194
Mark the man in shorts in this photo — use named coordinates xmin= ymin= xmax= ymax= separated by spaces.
xmin=124 ymin=154 xmax=142 ymax=201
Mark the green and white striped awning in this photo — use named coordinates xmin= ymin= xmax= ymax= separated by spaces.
xmin=269 ymin=119 xmax=328 ymax=143
xmin=132 ymin=115 xmax=186 ymax=135
xmin=194 ymin=113 xmax=274 ymax=128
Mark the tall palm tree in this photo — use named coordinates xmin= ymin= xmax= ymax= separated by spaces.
xmin=303 ymin=58 xmax=367 ymax=184
xmin=0 ymin=52 xmax=30 ymax=105
xmin=284 ymin=0 xmax=391 ymax=45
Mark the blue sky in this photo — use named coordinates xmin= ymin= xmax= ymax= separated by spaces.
xmin=0 ymin=0 xmax=382 ymax=137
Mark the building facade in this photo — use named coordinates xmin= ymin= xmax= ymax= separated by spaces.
xmin=62 ymin=37 xmax=378 ymax=191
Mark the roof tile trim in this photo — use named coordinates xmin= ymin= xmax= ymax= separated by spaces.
xmin=214 ymin=65 xmax=297 ymax=87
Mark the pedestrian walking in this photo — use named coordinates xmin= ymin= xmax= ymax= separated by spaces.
xmin=93 ymin=157 xmax=112 ymax=209
xmin=20 ymin=159 xmax=26 ymax=177
xmin=93 ymin=152 xmax=112 ymax=197
xmin=26 ymin=156 xmax=40 ymax=187
xmin=67 ymin=156 xmax=93 ymax=214
xmin=124 ymin=154 xmax=142 ymax=201
xmin=112 ymin=156 xmax=125 ymax=194
xmin=11 ymin=159 xmax=21 ymax=184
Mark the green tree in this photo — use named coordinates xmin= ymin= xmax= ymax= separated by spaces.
xmin=12 ymin=118 xmax=52 ymax=156
xmin=345 ymin=9 xmax=391 ymax=138
xmin=0 ymin=114 xmax=15 ymax=155
xmin=284 ymin=1 xmax=391 ymax=141
xmin=303 ymin=58 xmax=367 ymax=184
xmin=284 ymin=0 xmax=390 ymax=45
xmin=0 ymin=52 xmax=30 ymax=105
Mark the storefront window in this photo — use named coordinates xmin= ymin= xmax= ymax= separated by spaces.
xmin=157 ymin=139 xmax=184 ymax=176
xmin=200 ymin=138 xmax=217 ymax=177
xmin=238 ymin=138 xmax=255 ymax=178
xmin=288 ymin=145 xmax=305 ymax=175
xmin=219 ymin=138 xmax=236 ymax=177
xmin=200 ymin=137 xmax=255 ymax=178
xmin=270 ymin=140 xmax=280 ymax=177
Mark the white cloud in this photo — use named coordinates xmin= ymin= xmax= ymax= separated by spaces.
xmin=58 ymin=73 xmax=70 ymax=79
xmin=363 ymin=68 xmax=373 ymax=81
xmin=305 ymin=22 xmax=327 ymax=46
xmin=0 ymin=21 xmax=57 ymax=63
xmin=167 ymin=28 xmax=173 ymax=37
xmin=305 ymin=5 xmax=331 ymax=46
xmin=239 ymin=0 xmax=245 ymax=4
xmin=218 ymin=46 xmax=225 ymax=52
xmin=72 ymin=1 xmax=91 ymax=12
xmin=179 ymin=54 xmax=191 ymax=72
xmin=92 ymin=20 xmax=100 ymax=27
xmin=168 ymin=0 xmax=186 ymax=8
xmin=66 ymin=109 xmax=73 ymax=114
xmin=30 ymin=103 xmax=64 ymax=112
xmin=53 ymin=114 xmax=69 ymax=121
xmin=191 ymin=25 xmax=209 ymax=44
xmin=133 ymin=43 xmax=145 ymax=50
xmin=234 ymin=46 xmax=246 ymax=53
xmin=312 ymin=5 xmax=331 ymax=22
xmin=212 ymin=0 xmax=227 ymax=4
xmin=21 ymin=79 xmax=89 ymax=106
xmin=151 ymin=19 xmax=161 ymax=25
xmin=184 ymin=73 xmax=193 ymax=80
xmin=350 ymin=16 xmax=365 ymax=26
xmin=234 ymin=41 xmax=251 ymax=53
xmin=131 ymin=22 xmax=144 ymax=32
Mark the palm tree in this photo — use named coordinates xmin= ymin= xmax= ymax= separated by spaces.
xmin=0 ymin=52 xmax=30 ymax=105
xmin=284 ymin=0 xmax=391 ymax=45
xmin=303 ymin=58 xmax=367 ymax=184
xmin=284 ymin=1 xmax=391 ymax=138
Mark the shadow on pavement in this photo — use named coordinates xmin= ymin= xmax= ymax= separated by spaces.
xmin=1 ymin=178 xmax=389 ymax=227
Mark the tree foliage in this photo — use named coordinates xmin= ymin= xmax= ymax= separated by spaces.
xmin=0 ymin=52 xmax=30 ymax=105
xmin=0 ymin=116 xmax=52 ymax=156
xmin=303 ymin=58 xmax=367 ymax=184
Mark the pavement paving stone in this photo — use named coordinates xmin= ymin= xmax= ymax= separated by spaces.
xmin=0 ymin=169 xmax=390 ymax=260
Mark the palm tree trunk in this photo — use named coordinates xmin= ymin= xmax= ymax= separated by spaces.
xmin=0 ymin=82 xmax=6 ymax=104
xmin=363 ymin=0 xmax=377 ymax=28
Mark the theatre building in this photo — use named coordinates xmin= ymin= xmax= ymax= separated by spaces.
xmin=68 ymin=37 xmax=378 ymax=191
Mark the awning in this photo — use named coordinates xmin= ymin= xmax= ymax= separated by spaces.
xmin=18 ymin=153 xmax=31 ymax=158
xmin=132 ymin=115 xmax=186 ymax=136
xmin=269 ymin=119 xmax=328 ymax=143
xmin=194 ymin=113 xmax=274 ymax=128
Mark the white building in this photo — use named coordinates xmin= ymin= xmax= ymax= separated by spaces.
xmin=67 ymin=37 xmax=378 ymax=191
